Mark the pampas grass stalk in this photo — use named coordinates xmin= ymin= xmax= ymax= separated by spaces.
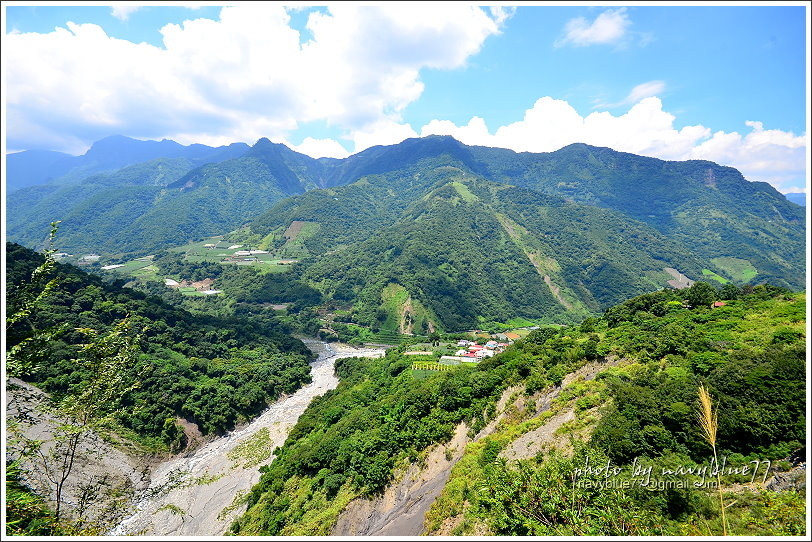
xmin=698 ymin=384 xmax=727 ymax=536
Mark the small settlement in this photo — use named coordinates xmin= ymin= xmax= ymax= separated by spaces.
xmin=408 ymin=337 xmax=513 ymax=372
xmin=439 ymin=339 xmax=510 ymax=364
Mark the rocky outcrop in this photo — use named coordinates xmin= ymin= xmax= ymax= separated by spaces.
xmin=5 ymin=378 xmax=153 ymax=531
xmin=765 ymin=448 xmax=806 ymax=492
xmin=331 ymin=423 xmax=469 ymax=536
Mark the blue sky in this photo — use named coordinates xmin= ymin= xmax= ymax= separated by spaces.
xmin=3 ymin=2 xmax=809 ymax=193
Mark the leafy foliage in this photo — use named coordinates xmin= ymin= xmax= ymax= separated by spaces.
xmin=232 ymin=285 xmax=804 ymax=536
xmin=6 ymin=242 xmax=313 ymax=442
xmin=8 ymin=136 xmax=804 ymax=299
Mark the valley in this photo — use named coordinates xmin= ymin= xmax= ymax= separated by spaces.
xmin=109 ymin=340 xmax=386 ymax=537
xmin=5 ymin=2 xmax=808 ymax=537
xmin=4 ymin=135 xmax=807 ymax=537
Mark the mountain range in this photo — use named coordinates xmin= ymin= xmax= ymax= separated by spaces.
xmin=5 ymin=134 xmax=806 ymax=328
xmin=6 ymin=135 xmax=250 ymax=193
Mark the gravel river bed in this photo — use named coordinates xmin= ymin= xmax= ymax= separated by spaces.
xmin=108 ymin=340 xmax=387 ymax=536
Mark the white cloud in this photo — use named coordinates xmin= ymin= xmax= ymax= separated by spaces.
xmin=556 ymin=8 xmax=630 ymax=47
xmin=621 ymin=80 xmax=666 ymax=106
xmin=111 ymin=6 xmax=142 ymax=21
xmin=6 ymin=5 xmax=507 ymax=153
xmin=416 ymin=95 xmax=807 ymax=193
xmin=421 ymin=116 xmax=493 ymax=144
xmin=288 ymin=137 xmax=350 ymax=159
xmin=349 ymin=119 xmax=418 ymax=154
xmin=688 ymin=122 xmax=807 ymax=191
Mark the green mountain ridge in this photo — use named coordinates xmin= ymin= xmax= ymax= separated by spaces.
xmin=272 ymin=166 xmax=711 ymax=330
xmin=6 ymin=136 xmax=805 ymax=327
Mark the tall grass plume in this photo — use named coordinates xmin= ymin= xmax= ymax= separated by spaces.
xmin=697 ymin=384 xmax=727 ymax=535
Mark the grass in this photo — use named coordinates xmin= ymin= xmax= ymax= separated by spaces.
xmin=277 ymin=222 xmax=320 ymax=258
xmin=105 ymin=260 xmax=160 ymax=281
xmin=227 ymin=427 xmax=273 ymax=469
xmin=178 ymin=287 xmax=206 ymax=297
xmin=697 ymin=384 xmax=727 ymax=536
xmin=702 ymin=268 xmax=729 ymax=284
xmin=411 ymin=369 xmax=440 ymax=379
xmin=710 ymin=257 xmax=758 ymax=282
xmin=506 ymin=317 xmax=538 ymax=328
xmin=450 ymin=181 xmax=478 ymax=203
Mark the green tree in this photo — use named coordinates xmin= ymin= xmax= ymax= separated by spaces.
xmin=33 ymin=319 xmax=142 ymax=523
xmin=6 ymin=222 xmax=63 ymax=378
xmin=685 ymin=281 xmax=716 ymax=308
xmin=719 ymin=283 xmax=740 ymax=300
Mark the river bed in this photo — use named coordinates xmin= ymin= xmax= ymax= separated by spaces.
xmin=109 ymin=340 xmax=387 ymax=536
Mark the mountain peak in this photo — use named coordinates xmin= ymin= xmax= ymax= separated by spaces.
xmin=85 ymin=134 xmax=138 ymax=154
xmin=252 ymin=137 xmax=290 ymax=149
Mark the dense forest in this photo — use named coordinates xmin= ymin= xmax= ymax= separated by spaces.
xmin=6 ymin=242 xmax=313 ymax=443
xmin=4 ymin=134 xmax=807 ymax=537
xmin=8 ymin=136 xmax=805 ymax=295
xmin=231 ymin=283 xmax=805 ymax=536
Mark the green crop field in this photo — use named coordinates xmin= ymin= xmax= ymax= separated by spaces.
xmin=702 ymin=268 xmax=730 ymax=284
xmin=710 ymin=256 xmax=758 ymax=282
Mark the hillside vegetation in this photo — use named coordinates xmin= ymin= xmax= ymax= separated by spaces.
xmin=6 ymin=242 xmax=313 ymax=444
xmin=7 ymin=137 xmax=804 ymax=298
xmin=231 ymin=284 xmax=806 ymax=536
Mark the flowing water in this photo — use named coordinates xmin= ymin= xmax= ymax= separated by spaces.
xmin=109 ymin=340 xmax=387 ymax=536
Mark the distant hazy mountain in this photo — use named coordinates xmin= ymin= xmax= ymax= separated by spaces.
xmin=7 ymin=138 xmax=333 ymax=254
xmin=5 ymin=135 xmax=250 ymax=192
xmin=5 ymin=149 xmax=73 ymax=193
xmin=784 ymin=192 xmax=806 ymax=206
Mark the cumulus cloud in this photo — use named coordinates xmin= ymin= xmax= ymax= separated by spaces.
xmin=288 ymin=136 xmax=351 ymax=159
xmin=349 ymin=119 xmax=419 ymax=154
xmin=419 ymin=95 xmax=807 ymax=193
xmin=555 ymin=8 xmax=631 ymax=47
xmin=6 ymin=4 xmax=507 ymax=153
xmin=688 ymin=121 xmax=807 ymax=191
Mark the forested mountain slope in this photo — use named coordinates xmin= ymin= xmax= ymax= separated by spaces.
xmin=7 ymin=140 xmax=322 ymax=255
xmin=8 ymin=136 xmax=804 ymax=294
xmin=295 ymin=171 xmax=707 ymax=329
xmin=467 ymin=141 xmax=806 ymax=287
xmin=6 ymin=242 xmax=313 ymax=443
xmin=242 ymin=148 xmax=801 ymax=330
xmin=231 ymin=285 xmax=806 ymax=536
